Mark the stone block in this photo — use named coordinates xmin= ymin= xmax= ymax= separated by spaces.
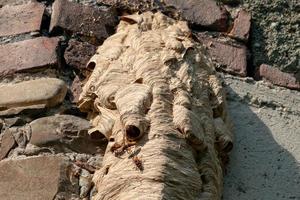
xmin=0 ymin=130 xmax=16 ymax=160
xmin=50 ymin=0 xmax=118 ymax=43
xmin=229 ymin=9 xmax=251 ymax=42
xmin=0 ymin=78 xmax=67 ymax=115
xmin=197 ymin=34 xmax=248 ymax=76
xmin=258 ymin=64 xmax=300 ymax=90
xmin=164 ymin=0 xmax=229 ymax=31
xmin=0 ymin=2 xmax=45 ymax=37
xmin=0 ymin=156 xmax=79 ymax=200
xmin=64 ymin=39 xmax=96 ymax=72
xmin=70 ymin=76 xmax=83 ymax=103
xmin=0 ymin=37 xmax=60 ymax=76
xmin=29 ymin=115 xmax=106 ymax=154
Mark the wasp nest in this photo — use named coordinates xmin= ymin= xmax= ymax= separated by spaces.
xmin=79 ymin=11 xmax=233 ymax=200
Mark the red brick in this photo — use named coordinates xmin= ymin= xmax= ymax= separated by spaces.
xmin=0 ymin=37 xmax=59 ymax=76
xmin=164 ymin=0 xmax=229 ymax=31
xmin=64 ymin=39 xmax=97 ymax=72
xmin=50 ymin=0 xmax=118 ymax=43
xmin=197 ymin=33 xmax=247 ymax=76
xmin=258 ymin=64 xmax=300 ymax=90
xmin=228 ymin=9 xmax=251 ymax=42
xmin=0 ymin=2 xmax=45 ymax=37
xmin=97 ymin=0 xmax=229 ymax=31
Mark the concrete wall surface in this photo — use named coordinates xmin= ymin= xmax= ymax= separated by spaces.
xmin=223 ymin=75 xmax=300 ymax=200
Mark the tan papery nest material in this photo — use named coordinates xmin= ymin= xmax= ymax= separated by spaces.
xmin=78 ymin=11 xmax=233 ymax=200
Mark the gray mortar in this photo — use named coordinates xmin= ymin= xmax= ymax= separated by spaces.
xmin=222 ymin=74 xmax=300 ymax=200
xmin=0 ymin=0 xmax=32 ymax=6
xmin=242 ymin=0 xmax=299 ymax=74
xmin=70 ymin=0 xmax=98 ymax=5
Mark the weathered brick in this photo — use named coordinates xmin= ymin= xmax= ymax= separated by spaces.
xmin=50 ymin=0 xmax=118 ymax=43
xmin=163 ymin=0 xmax=229 ymax=31
xmin=258 ymin=64 xmax=300 ymax=90
xmin=64 ymin=39 xmax=97 ymax=71
xmin=0 ymin=156 xmax=79 ymax=200
xmin=0 ymin=37 xmax=59 ymax=76
xmin=228 ymin=9 xmax=251 ymax=42
xmin=98 ymin=0 xmax=229 ymax=31
xmin=0 ymin=2 xmax=45 ymax=37
xmin=196 ymin=33 xmax=247 ymax=76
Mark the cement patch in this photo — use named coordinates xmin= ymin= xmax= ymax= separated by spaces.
xmin=223 ymin=75 xmax=300 ymax=200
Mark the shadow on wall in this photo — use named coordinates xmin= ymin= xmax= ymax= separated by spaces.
xmin=222 ymin=87 xmax=300 ymax=200
xmin=248 ymin=20 xmax=269 ymax=77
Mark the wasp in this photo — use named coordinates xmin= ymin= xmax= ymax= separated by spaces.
xmin=110 ymin=142 xmax=126 ymax=157
xmin=110 ymin=142 xmax=122 ymax=153
xmin=132 ymin=155 xmax=144 ymax=171
xmin=111 ymin=141 xmax=134 ymax=157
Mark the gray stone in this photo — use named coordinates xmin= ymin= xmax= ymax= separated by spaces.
xmin=2 ymin=117 xmax=25 ymax=128
xmin=79 ymin=169 xmax=93 ymax=198
xmin=0 ymin=0 xmax=31 ymax=6
xmin=0 ymin=78 xmax=67 ymax=115
xmin=0 ymin=129 xmax=16 ymax=160
xmin=29 ymin=115 xmax=107 ymax=154
xmin=24 ymin=143 xmax=53 ymax=156
xmin=87 ymin=154 xmax=103 ymax=169
xmin=0 ymin=104 xmax=47 ymax=117
xmin=0 ymin=156 xmax=79 ymax=200
xmin=70 ymin=76 xmax=83 ymax=103
xmin=0 ymin=119 xmax=2 ymax=130
xmin=9 ymin=126 xmax=30 ymax=148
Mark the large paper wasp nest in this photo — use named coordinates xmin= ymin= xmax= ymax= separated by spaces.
xmin=79 ymin=11 xmax=233 ymax=200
